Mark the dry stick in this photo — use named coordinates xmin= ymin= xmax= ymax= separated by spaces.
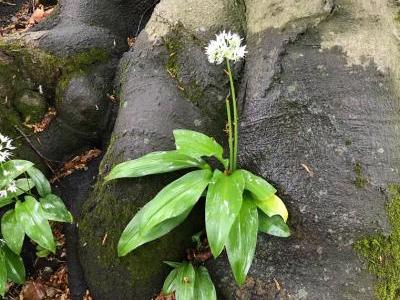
xmin=14 ymin=125 xmax=57 ymax=174
xmin=135 ymin=0 xmax=159 ymax=36
xmin=0 ymin=0 xmax=16 ymax=5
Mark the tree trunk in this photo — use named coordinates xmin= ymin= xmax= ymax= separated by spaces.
xmin=2 ymin=0 xmax=400 ymax=299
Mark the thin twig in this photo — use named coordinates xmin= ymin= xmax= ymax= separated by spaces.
xmin=14 ymin=125 xmax=56 ymax=174
xmin=135 ymin=0 xmax=159 ymax=36
xmin=0 ymin=0 xmax=16 ymax=5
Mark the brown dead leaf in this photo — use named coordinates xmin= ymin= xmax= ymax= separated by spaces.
xmin=83 ymin=290 xmax=93 ymax=300
xmin=21 ymin=281 xmax=46 ymax=300
xmin=153 ymin=292 xmax=176 ymax=300
xmin=51 ymin=149 xmax=102 ymax=182
xmin=28 ymin=5 xmax=45 ymax=25
xmin=24 ymin=107 xmax=57 ymax=133
xmin=127 ymin=36 xmax=136 ymax=48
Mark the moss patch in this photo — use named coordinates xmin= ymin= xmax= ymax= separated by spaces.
xmin=354 ymin=185 xmax=400 ymax=299
xmin=0 ymin=42 xmax=110 ymax=167
xmin=354 ymin=161 xmax=367 ymax=188
xmin=163 ymin=31 xmax=204 ymax=104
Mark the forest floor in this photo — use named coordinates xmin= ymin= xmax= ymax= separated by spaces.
xmin=1 ymin=1 xmax=92 ymax=299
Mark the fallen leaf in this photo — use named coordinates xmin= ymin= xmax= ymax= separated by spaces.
xmin=21 ymin=281 xmax=46 ymax=300
xmin=127 ymin=36 xmax=136 ymax=48
xmin=28 ymin=5 xmax=45 ymax=25
xmin=51 ymin=149 xmax=102 ymax=182
xmin=153 ymin=292 xmax=176 ymax=300
xmin=24 ymin=107 xmax=57 ymax=133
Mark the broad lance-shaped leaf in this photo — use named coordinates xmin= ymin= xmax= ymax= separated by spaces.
xmin=238 ymin=169 xmax=276 ymax=199
xmin=0 ymin=179 xmax=35 ymax=209
xmin=1 ymin=209 xmax=25 ymax=255
xmin=0 ymin=160 xmax=34 ymax=189
xmin=40 ymin=194 xmax=73 ymax=223
xmin=194 ymin=266 xmax=217 ymax=300
xmin=255 ymin=194 xmax=288 ymax=222
xmin=206 ymin=169 xmax=244 ymax=257
xmin=173 ymin=129 xmax=228 ymax=168
xmin=105 ymin=151 xmax=209 ymax=181
xmin=26 ymin=167 xmax=51 ymax=197
xmin=162 ymin=268 xmax=178 ymax=294
xmin=238 ymin=170 xmax=288 ymax=222
xmin=15 ymin=196 xmax=56 ymax=253
xmin=164 ymin=261 xmax=182 ymax=268
xmin=0 ymin=248 xmax=6 ymax=296
xmin=2 ymin=245 xmax=25 ymax=284
xmin=118 ymin=169 xmax=212 ymax=256
xmin=226 ymin=198 xmax=258 ymax=285
xmin=174 ymin=263 xmax=195 ymax=300
xmin=258 ymin=212 xmax=291 ymax=238
xmin=118 ymin=208 xmax=191 ymax=257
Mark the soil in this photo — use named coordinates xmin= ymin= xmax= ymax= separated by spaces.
xmin=0 ymin=0 xmax=26 ymax=28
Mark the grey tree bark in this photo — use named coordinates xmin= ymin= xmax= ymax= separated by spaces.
xmin=1 ymin=0 xmax=400 ymax=299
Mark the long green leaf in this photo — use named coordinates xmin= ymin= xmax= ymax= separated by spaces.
xmin=118 ymin=208 xmax=191 ymax=257
xmin=255 ymin=194 xmax=288 ymax=222
xmin=105 ymin=151 xmax=208 ymax=181
xmin=226 ymin=198 xmax=258 ymax=285
xmin=0 ymin=248 xmax=6 ymax=296
xmin=173 ymin=129 xmax=228 ymax=168
xmin=164 ymin=261 xmax=182 ymax=268
xmin=194 ymin=266 xmax=217 ymax=300
xmin=26 ymin=167 xmax=51 ymax=197
xmin=175 ymin=263 xmax=195 ymax=300
xmin=162 ymin=268 xmax=178 ymax=294
xmin=118 ymin=169 xmax=212 ymax=256
xmin=15 ymin=196 xmax=56 ymax=253
xmin=2 ymin=245 xmax=25 ymax=284
xmin=140 ymin=169 xmax=211 ymax=231
xmin=1 ymin=209 xmax=25 ymax=255
xmin=238 ymin=169 xmax=276 ymax=200
xmin=0 ymin=160 xmax=34 ymax=189
xmin=258 ymin=212 xmax=291 ymax=237
xmin=0 ymin=179 xmax=35 ymax=209
xmin=238 ymin=170 xmax=288 ymax=221
xmin=40 ymin=194 xmax=73 ymax=223
xmin=206 ymin=169 xmax=244 ymax=257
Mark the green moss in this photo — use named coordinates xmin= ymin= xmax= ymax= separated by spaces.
xmin=395 ymin=10 xmax=400 ymax=23
xmin=165 ymin=39 xmax=181 ymax=79
xmin=354 ymin=162 xmax=367 ymax=188
xmin=181 ymin=80 xmax=204 ymax=104
xmin=354 ymin=185 xmax=400 ymax=299
xmin=0 ymin=42 xmax=110 ymax=167
xmin=163 ymin=33 xmax=205 ymax=104
xmin=226 ymin=0 xmax=247 ymax=34
xmin=56 ymin=48 xmax=110 ymax=100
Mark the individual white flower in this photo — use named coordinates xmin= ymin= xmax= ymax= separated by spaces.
xmin=0 ymin=133 xmax=15 ymax=163
xmin=205 ymin=30 xmax=247 ymax=64
xmin=7 ymin=180 xmax=17 ymax=193
xmin=0 ymin=150 xmax=11 ymax=163
xmin=0 ymin=190 xmax=7 ymax=198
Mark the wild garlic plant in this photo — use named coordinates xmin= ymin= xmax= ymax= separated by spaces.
xmin=0 ymin=133 xmax=73 ymax=296
xmin=106 ymin=31 xmax=290 ymax=298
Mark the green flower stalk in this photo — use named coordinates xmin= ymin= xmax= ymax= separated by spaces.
xmin=205 ymin=30 xmax=247 ymax=171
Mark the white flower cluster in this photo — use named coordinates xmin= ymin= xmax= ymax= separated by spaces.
xmin=0 ymin=133 xmax=17 ymax=198
xmin=205 ymin=31 xmax=247 ymax=65
xmin=0 ymin=133 xmax=15 ymax=163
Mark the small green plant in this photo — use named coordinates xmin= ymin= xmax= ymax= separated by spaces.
xmin=105 ymin=31 xmax=290 ymax=294
xmin=162 ymin=261 xmax=216 ymax=300
xmin=0 ymin=133 xmax=73 ymax=296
